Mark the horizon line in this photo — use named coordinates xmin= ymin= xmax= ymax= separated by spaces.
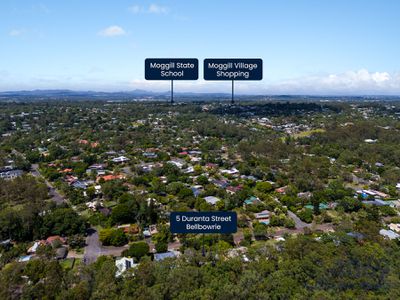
xmin=1 ymin=88 xmax=400 ymax=98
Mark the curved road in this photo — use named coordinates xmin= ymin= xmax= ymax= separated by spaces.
xmin=287 ymin=210 xmax=310 ymax=229
xmin=83 ymin=228 xmax=129 ymax=264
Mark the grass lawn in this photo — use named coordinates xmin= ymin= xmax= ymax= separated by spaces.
xmin=251 ymin=239 xmax=277 ymax=248
xmin=60 ymin=258 xmax=75 ymax=270
xmin=72 ymin=258 xmax=82 ymax=271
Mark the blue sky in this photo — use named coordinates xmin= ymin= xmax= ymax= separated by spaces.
xmin=1 ymin=0 xmax=400 ymax=94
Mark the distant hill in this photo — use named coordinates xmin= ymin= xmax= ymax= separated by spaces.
xmin=0 ymin=89 xmax=164 ymax=97
xmin=0 ymin=89 xmax=399 ymax=102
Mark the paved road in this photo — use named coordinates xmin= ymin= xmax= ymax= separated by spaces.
xmin=31 ymin=163 xmax=66 ymax=205
xmin=84 ymin=228 xmax=102 ymax=264
xmin=14 ymin=150 xmax=65 ymax=205
xmin=272 ymin=196 xmax=310 ymax=230
xmin=287 ymin=210 xmax=310 ymax=229
xmin=30 ymin=162 xmax=129 ymax=264
xmin=83 ymin=228 xmax=129 ymax=264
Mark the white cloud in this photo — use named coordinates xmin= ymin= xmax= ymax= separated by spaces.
xmin=148 ymin=4 xmax=168 ymax=14
xmin=129 ymin=3 xmax=169 ymax=14
xmin=129 ymin=5 xmax=142 ymax=14
xmin=129 ymin=69 xmax=400 ymax=95
xmin=98 ymin=25 xmax=126 ymax=37
xmin=9 ymin=29 xmax=25 ymax=37
xmin=2 ymin=68 xmax=400 ymax=95
xmin=265 ymin=69 xmax=400 ymax=95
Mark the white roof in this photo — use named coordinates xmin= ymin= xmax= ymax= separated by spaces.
xmin=220 ymin=168 xmax=239 ymax=175
xmin=379 ymin=229 xmax=400 ymax=240
xmin=115 ymin=257 xmax=137 ymax=277
xmin=112 ymin=156 xmax=130 ymax=162
xmin=389 ymin=223 xmax=400 ymax=233
xmin=204 ymin=196 xmax=220 ymax=205
xmin=27 ymin=241 xmax=40 ymax=253
xmin=255 ymin=210 xmax=270 ymax=219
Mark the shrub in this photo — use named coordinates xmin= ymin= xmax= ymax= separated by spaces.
xmin=99 ymin=229 xmax=127 ymax=246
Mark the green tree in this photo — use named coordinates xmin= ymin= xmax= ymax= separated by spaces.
xmin=41 ymin=207 xmax=87 ymax=237
xmin=253 ymin=222 xmax=269 ymax=240
xmin=155 ymin=241 xmax=168 ymax=253
xmin=255 ymin=181 xmax=273 ymax=193
xmin=122 ymin=241 xmax=149 ymax=260
xmin=337 ymin=196 xmax=362 ymax=212
xmin=297 ymin=208 xmax=313 ymax=223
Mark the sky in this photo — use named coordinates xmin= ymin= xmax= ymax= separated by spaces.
xmin=1 ymin=0 xmax=400 ymax=95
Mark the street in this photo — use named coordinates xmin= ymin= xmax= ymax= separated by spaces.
xmin=31 ymin=163 xmax=66 ymax=205
xmin=287 ymin=210 xmax=310 ymax=229
xmin=83 ymin=228 xmax=129 ymax=264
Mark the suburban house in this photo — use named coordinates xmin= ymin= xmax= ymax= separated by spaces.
xmin=379 ymin=229 xmax=400 ymax=240
xmin=86 ymin=164 xmax=105 ymax=174
xmin=226 ymin=185 xmax=243 ymax=194
xmin=204 ymin=196 xmax=221 ymax=205
xmin=220 ymin=168 xmax=239 ymax=176
xmin=96 ymin=174 xmax=125 ymax=182
xmin=275 ymin=186 xmax=288 ymax=194
xmin=18 ymin=255 xmax=33 ymax=262
xmin=0 ymin=168 xmax=23 ymax=180
xmin=154 ymin=251 xmax=179 ymax=262
xmin=254 ymin=210 xmax=271 ymax=225
xmin=86 ymin=200 xmax=104 ymax=211
xmin=142 ymin=228 xmax=151 ymax=238
xmin=0 ymin=239 xmax=12 ymax=248
xmin=244 ymin=196 xmax=261 ymax=206
xmin=72 ymin=180 xmax=87 ymax=189
xmin=115 ymin=257 xmax=137 ymax=277
xmin=212 ymin=179 xmax=229 ymax=189
xmin=389 ymin=223 xmax=400 ymax=233
xmin=149 ymin=225 xmax=158 ymax=235
xmin=304 ymin=203 xmax=329 ymax=210
xmin=362 ymin=200 xmax=391 ymax=207
xmin=117 ymin=224 xmax=139 ymax=234
xmin=168 ymin=158 xmax=186 ymax=169
xmin=46 ymin=236 xmax=66 ymax=246
xmin=27 ymin=241 xmax=44 ymax=254
xmin=112 ymin=156 xmax=130 ymax=163
xmin=143 ymin=152 xmax=158 ymax=159
xmin=191 ymin=185 xmax=204 ymax=197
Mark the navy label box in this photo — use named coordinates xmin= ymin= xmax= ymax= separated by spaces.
xmin=204 ymin=58 xmax=263 ymax=80
xmin=170 ymin=211 xmax=237 ymax=234
xmin=145 ymin=58 xmax=198 ymax=80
